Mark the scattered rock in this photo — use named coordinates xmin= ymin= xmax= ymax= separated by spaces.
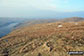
xmin=75 ymin=23 xmax=78 ymax=25
xmin=43 ymin=42 xmax=53 ymax=52
xmin=58 ymin=25 xmax=63 ymax=28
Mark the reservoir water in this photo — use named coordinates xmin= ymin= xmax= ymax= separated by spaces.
xmin=0 ymin=23 xmax=19 ymax=38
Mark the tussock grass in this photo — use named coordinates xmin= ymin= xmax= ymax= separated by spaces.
xmin=0 ymin=21 xmax=84 ymax=56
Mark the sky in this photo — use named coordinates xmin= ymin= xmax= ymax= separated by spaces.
xmin=0 ymin=0 xmax=84 ymax=18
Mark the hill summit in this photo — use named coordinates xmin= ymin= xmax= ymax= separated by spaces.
xmin=0 ymin=19 xmax=84 ymax=56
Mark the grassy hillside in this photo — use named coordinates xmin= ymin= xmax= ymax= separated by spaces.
xmin=0 ymin=21 xmax=84 ymax=56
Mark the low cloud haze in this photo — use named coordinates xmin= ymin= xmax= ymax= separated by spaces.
xmin=0 ymin=0 xmax=84 ymax=18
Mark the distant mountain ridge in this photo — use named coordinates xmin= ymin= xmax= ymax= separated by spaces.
xmin=60 ymin=17 xmax=84 ymax=22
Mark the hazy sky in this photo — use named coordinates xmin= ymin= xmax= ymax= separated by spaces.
xmin=0 ymin=0 xmax=84 ymax=17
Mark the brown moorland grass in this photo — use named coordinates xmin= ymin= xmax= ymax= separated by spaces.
xmin=0 ymin=21 xmax=84 ymax=56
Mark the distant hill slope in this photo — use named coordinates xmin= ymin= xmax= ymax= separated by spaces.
xmin=17 ymin=19 xmax=58 ymax=28
xmin=0 ymin=17 xmax=27 ymax=37
xmin=60 ymin=17 xmax=84 ymax=22
xmin=0 ymin=17 xmax=84 ymax=37
xmin=0 ymin=21 xmax=84 ymax=56
xmin=18 ymin=17 xmax=84 ymax=28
